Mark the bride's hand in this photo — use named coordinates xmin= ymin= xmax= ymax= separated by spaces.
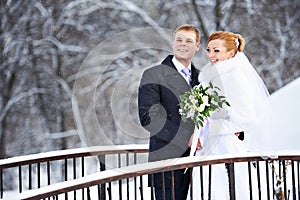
xmin=235 ymin=131 xmax=244 ymax=141
xmin=188 ymin=133 xmax=202 ymax=150
xmin=196 ymin=139 xmax=202 ymax=150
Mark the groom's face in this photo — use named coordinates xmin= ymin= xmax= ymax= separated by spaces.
xmin=173 ymin=30 xmax=200 ymax=65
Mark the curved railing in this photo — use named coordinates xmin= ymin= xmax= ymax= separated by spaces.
xmin=17 ymin=151 xmax=300 ymax=200
xmin=0 ymin=144 xmax=148 ymax=199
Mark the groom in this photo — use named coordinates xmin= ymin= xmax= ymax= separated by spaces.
xmin=138 ymin=24 xmax=201 ymax=200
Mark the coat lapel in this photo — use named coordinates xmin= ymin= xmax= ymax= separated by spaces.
xmin=160 ymin=55 xmax=199 ymax=95
xmin=162 ymin=64 xmax=191 ymax=96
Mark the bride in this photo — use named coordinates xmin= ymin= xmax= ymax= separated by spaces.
xmin=191 ymin=31 xmax=271 ymax=199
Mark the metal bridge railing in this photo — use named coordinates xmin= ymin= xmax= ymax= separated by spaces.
xmin=17 ymin=151 xmax=300 ymax=200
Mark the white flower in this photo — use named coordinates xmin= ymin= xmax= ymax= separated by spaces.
xmin=202 ymin=95 xmax=210 ymax=106
xmin=235 ymin=38 xmax=239 ymax=48
xmin=189 ymin=95 xmax=197 ymax=104
xmin=196 ymin=104 xmax=205 ymax=112
xmin=194 ymin=85 xmax=200 ymax=90
xmin=187 ymin=109 xmax=195 ymax=118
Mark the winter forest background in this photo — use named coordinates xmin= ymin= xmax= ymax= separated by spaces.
xmin=1 ymin=0 xmax=300 ymax=159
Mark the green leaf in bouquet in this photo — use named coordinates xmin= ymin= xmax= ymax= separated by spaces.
xmin=209 ymin=81 xmax=213 ymax=88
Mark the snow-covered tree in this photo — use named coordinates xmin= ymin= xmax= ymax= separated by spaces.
xmin=0 ymin=0 xmax=299 ymax=158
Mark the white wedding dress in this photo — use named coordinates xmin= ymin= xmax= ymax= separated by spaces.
xmin=191 ymin=52 xmax=271 ymax=200
xmin=192 ymin=136 xmax=263 ymax=200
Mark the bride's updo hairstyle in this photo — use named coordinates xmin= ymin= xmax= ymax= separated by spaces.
xmin=207 ymin=31 xmax=245 ymax=54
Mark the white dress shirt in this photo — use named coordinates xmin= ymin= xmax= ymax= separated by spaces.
xmin=172 ymin=57 xmax=191 ymax=85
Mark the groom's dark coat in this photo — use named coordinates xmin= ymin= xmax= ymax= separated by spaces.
xmin=138 ymin=55 xmax=200 ymax=189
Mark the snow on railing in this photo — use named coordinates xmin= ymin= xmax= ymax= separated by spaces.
xmin=0 ymin=144 xmax=148 ymax=199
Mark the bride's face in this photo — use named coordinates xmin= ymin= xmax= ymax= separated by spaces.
xmin=206 ymin=39 xmax=235 ymax=64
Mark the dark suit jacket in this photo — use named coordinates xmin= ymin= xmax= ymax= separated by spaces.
xmin=138 ymin=55 xmax=200 ymax=188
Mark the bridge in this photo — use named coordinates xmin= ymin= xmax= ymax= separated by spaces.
xmin=0 ymin=144 xmax=299 ymax=200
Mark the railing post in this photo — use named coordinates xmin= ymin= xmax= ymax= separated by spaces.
xmin=37 ymin=163 xmax=41 ymax=188
xmin=282 ymin=160 xmax=287 ymax=200
xmin=98 ymin=155 xmax=106 ymax=200
xmin=0 ymin=169 xmax=3 ymax=199
xmin=19 ymin=165 xmax=22 ymax=193
xmin=28 ymin=164 xmax=32 ymax=190
xmin=226 ymin=163 xmax=236 ymax=200
xmin=291 ymin=161 xmax=296 ymax=200
xmin=81 ymin=157 xmax=85 ymax=200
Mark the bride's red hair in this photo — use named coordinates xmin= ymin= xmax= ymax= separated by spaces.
xmin=208 ymin=31 xmax=245 ymax=53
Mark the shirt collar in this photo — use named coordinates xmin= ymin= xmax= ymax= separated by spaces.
xmin=172 ymin=57 xmax=191 ymax=72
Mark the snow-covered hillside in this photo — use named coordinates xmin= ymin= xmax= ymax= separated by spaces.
xmin=269 ymin=77 xmax=300 ymax=151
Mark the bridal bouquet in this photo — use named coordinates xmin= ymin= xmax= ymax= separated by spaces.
xmin=179 ymin=82 xmax=230 ymax=127
xmin=179 ymin=82 xmax=230 ymax=157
